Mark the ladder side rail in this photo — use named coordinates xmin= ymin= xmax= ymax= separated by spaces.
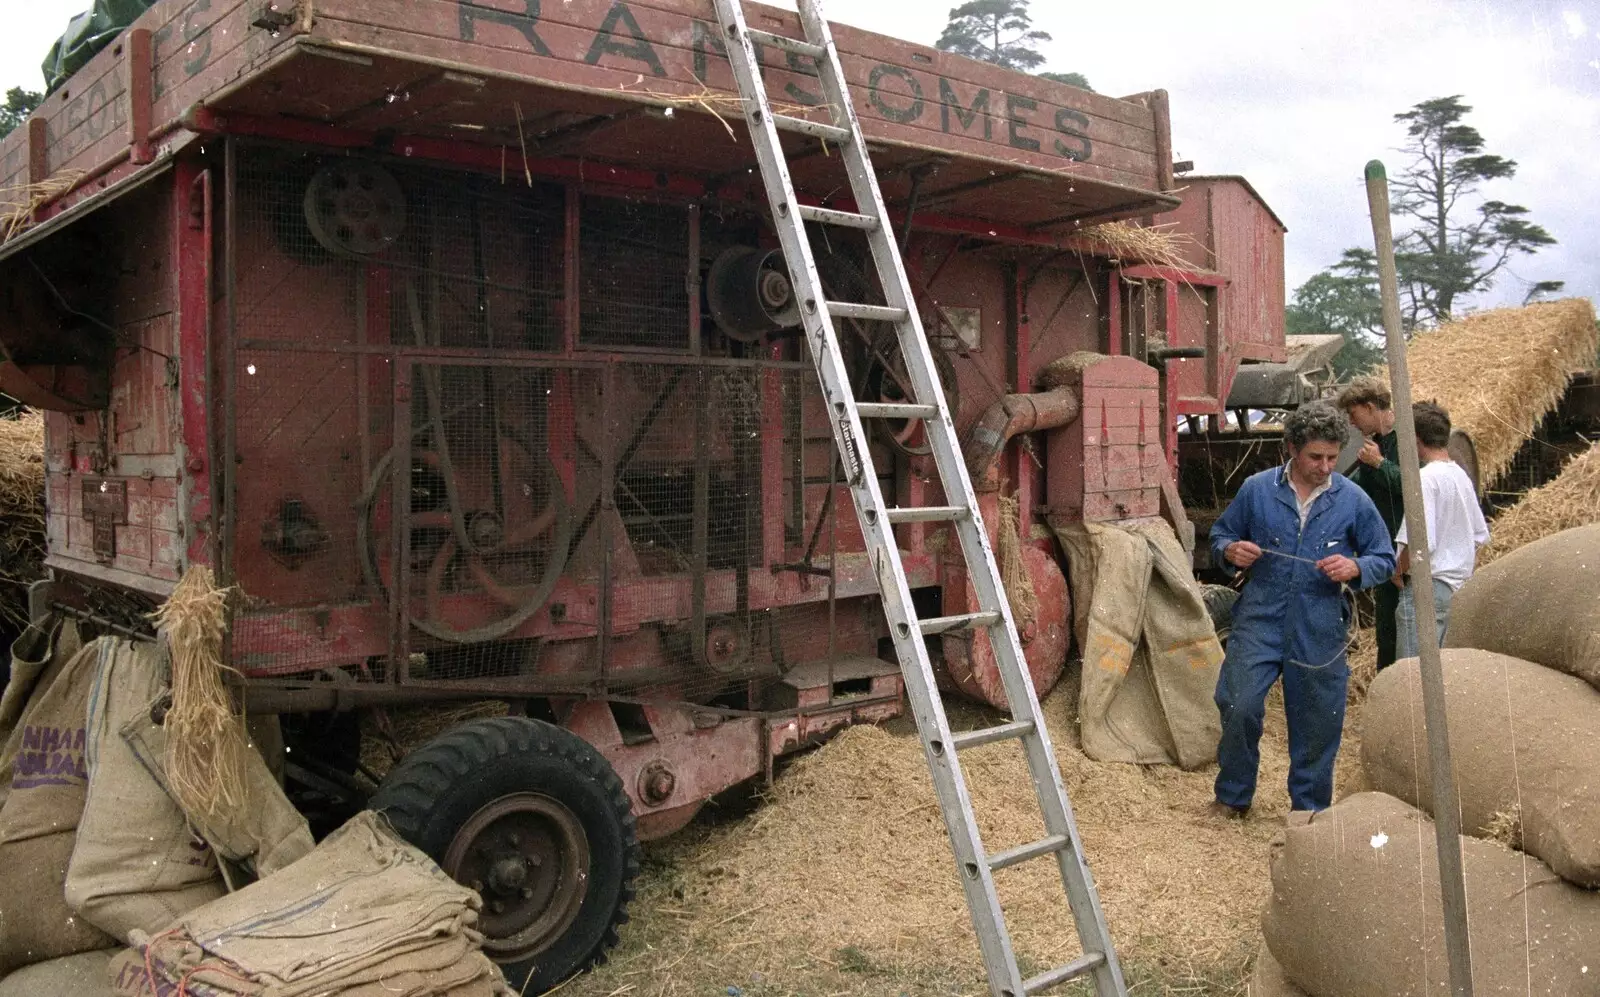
xmin=792 ymin=4 xmax=1128 ymax=992
xmin=706 ymin=4 xmax=1030 ymax=993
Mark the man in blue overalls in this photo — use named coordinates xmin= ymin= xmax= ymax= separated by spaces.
xmin=1207 ymin=402 xmax=1395 ymax=817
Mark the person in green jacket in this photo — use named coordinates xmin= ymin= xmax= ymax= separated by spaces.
xmin=1337 ymin=376 xmax=1405 ymax=670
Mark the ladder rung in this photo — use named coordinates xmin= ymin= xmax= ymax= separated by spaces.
xmin=772 ymin=113 xmax=852 ymax=145
xmin=746 ymin=27 xmax=826 ymax=60
xmin=917 ymin=611 xmax=999 ymax=636
xmin=987 ymin=833 xmax=1070 ymax=873
xmin=950 ymin=719 xmax=1035 ymax=751
xmin=828 ymin=301 xmax=909 ymax=323
xmin=1023 ymin=952 xmax=1108 ymax=994
xmin=856 ymin=402 xmax=937 ymax=419
xmin=884 ymin=505 xmax=967 ymax=524
xmin=798 ymin=204 xmax=880 ymax=231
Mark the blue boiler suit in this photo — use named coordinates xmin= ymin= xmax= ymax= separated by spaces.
xmin=1209 ymin=466 xmax=1394 ymax=812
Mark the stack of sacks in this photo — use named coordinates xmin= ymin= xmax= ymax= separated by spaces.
xmin=0 ymin=621 xmax=317 ymax=984
xmin=109 ymin=811 xmax=510 ymax=997
xmin=1261 ymin=793 xmax=1600 ymax=995
xmin=1253 ymin=524 xmax=1600 ymax=996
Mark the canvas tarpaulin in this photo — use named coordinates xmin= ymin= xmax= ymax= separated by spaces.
xmin=41 ymin=0 xmax=157 ymax=93
xmin=1054 ymin=519 xmax=1223 ymax=769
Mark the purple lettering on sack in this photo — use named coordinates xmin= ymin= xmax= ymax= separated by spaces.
xmin=11 ymin=725 xmax=88 ymax=790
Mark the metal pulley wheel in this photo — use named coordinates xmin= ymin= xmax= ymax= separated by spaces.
xmin=706 ymin=247 xmax=801 ymax=342
xmin=304 ymin=162 xmax=407 ymax=255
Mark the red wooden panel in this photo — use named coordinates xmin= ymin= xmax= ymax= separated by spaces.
xmin=305 ymin=0 xmax=1156 ymax=171
xmin=1044 ymin=355 xmax=1165 ymax=524
xmin=1155 ymin=177 xmax=1287 ymax=412
xmin=109 ymin=316 xmax=178 ymax=457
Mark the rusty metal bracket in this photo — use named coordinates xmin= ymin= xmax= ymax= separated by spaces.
xmin=82 ymin=478 xmax=128 ymax=561
xmin=251 ymin=3 xmax=299 ymax=31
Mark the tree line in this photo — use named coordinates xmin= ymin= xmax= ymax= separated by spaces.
xmin=1292 ymin=96 xmax=1560 ymax=374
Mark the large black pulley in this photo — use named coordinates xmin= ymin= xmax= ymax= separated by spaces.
xmin=304 ymin=162 xmax=407 ymax=256
xmin=706 ymin=247 xmax=801 ymax=341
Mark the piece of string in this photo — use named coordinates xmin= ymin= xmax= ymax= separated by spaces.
xmin=1251 ymin=547 xmax=1363 ymax=670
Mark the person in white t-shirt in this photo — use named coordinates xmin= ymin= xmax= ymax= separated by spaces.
xmin=1393 ymin=402 xmax=1490 ymax=659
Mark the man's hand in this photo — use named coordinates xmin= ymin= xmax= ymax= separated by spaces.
xmin=1357 ymin=439 xmax=1384 ymax=468
xmin=1391 ymin=572 xmax=1407 ymax=589
xmin=1318 ymin=554 xmax=1360 ymax=583
xmin=1225 ymin=541 xmax=1262 ymax=569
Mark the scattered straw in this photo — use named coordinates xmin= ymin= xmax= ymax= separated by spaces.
xmin=613 ymin=83 xmax=824 ymax=142
xmin=0 ymin=170 xmax=86 ymax=242
xmin=996 ymin=492 xmax=1037 ymax=628
xmin=1396 ymin=299 xmax=1598 ymax=490
xmin=1346 ymin=626 xmax=1379 ymax=705
xmin=359 ymin=700 xmax=510 ymax=781
xmin=574 ymin=680 xmax=1366 ymax=992
xmin=1075 ymin=220 xmax=1199 ymax=271
xmin=1478 ymin=443 xmax=1600 ymax=565
xmin=150 ymin=566 xmax=248 ymax=818
xmin=0 ymin=410 xmax=45 ymax=629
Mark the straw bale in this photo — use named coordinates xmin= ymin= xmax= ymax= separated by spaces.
xmin=589 ymin=679 xmax=1366 ymax=990
xmin=0 ymin=410 xmax=45 ymax=630
xmin=1394 ymin=298 xmax=1597 ymax=489
xmin=1478 ymin=442 xmax=1600 ymax=565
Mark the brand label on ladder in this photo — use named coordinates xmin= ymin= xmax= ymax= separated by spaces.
xmin=836 ymin=414 xmax=863 ymax=485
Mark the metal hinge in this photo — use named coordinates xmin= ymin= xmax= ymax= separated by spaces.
xmin=252 ymin=2 xmax=300 ymax=32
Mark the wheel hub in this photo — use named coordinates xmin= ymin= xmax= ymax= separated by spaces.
xmin=443 ymin=792 xmax=589 ymax=962
xmin=467 ymin=510 xmax=504 ymax=551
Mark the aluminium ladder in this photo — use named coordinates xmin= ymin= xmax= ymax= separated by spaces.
xmin=706 ymin=2 xmax=1128 ymax=995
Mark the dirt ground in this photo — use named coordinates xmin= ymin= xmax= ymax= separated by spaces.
xmin=557 ymin=662 xmax=1372 ymax=997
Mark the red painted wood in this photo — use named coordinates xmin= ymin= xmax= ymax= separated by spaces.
xmin=175 ymin=161 xmax=213 ymax=566
xmin=128 ymin=28 xmax=155 ymax=164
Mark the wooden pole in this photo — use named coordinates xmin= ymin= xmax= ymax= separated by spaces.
xmin=1365 ymin=159 xmax=1474 ymax=997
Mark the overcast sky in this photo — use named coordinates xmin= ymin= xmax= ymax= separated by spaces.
xmin=3 ymin=0 xmax=1596 ymax=312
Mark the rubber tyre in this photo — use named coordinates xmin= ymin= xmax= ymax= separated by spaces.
xmin=369 ymin=717 xmax=639 ymax=994
xmin=1202 ymin=584 xmax=1238 ymax=646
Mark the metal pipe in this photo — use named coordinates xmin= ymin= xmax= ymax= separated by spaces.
xmin=962 ymin=387 xmax=1080 ymax=492
xmin=1366 ymin=159 xmax=1474 ymax=997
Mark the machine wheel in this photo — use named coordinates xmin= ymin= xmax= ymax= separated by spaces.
xmin=1202 ymin=584 xmax=1238 ymax=646
xmin=369 ymin=717 xmax=640 ymax=994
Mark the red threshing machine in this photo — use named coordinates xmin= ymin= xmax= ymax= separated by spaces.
xmin=0 ymin=0 xmax=1285 ymax=989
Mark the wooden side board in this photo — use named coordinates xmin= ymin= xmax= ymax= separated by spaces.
xmin=0 ymin=0 xmax=1167 ymax=205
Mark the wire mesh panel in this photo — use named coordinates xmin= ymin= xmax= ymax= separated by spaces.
xmin=578 ymin=195 xmax=691 ymax=351
xmin=226 ymin=144 xmax=899 ymax=713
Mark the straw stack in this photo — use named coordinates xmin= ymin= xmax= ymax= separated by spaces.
xmin=0 ymin=410 xmax=45 ymax=630
xmin=1396 ymin=298 xmax=1597 ymax=490
xmin=1478 ymin=442 xmax=1600 ymax=565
